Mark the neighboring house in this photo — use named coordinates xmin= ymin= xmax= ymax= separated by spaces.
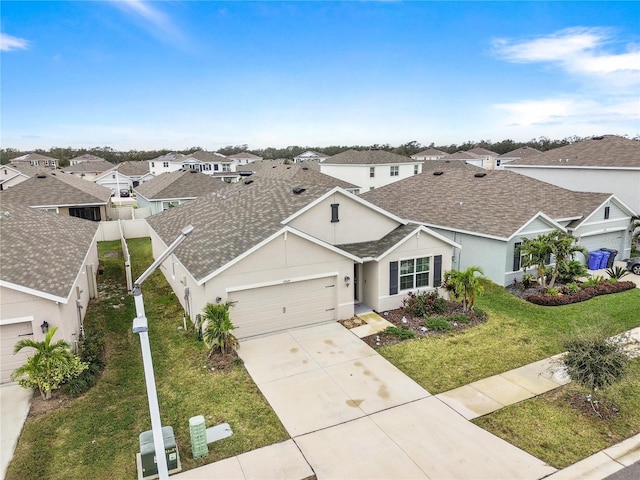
xmin=10 ymin=153 xmax=58 ymax=169
xmin=445 ymin=151 xmax=476 ymax=162
xmin=135 ymin=170 xmax=230 ymax=215
xmin=149 ymin=151 xmax=241 ymax=183
xmin=227 ymin=152 xmax=263 ymax=165
xmin=95 ymin=169 xmax=133 ymax=197
xmin=496 ymin=146 xmax=542 ymax=169
xmin=294 ymin=150 xmax=330 ymax=163
xmin=319 ymin=150 xmax=424 ymax=192
xmin=504 ymin=135 xmax=640 ymax=214
xmin=361 ymin=167 xmax=635 ymax=286
xmin=411 ymin=148 xmax=448 ymax=161
xmin=0 ymin=170 xmax=112 ymax=221
xmin=146 ymin=178 xmax=459 ymax=339
xmin=0 ymin=202 xmax=99 ymax=383
xmin=0 ymin=165 xmax=30 ymax=190
xmin=249 ymin=162 xmax=360 ymax=194
xmin=465 ymin=147 xmax=499 ymax=170
xmin=63 ymin=156 xmax=114 ymax=181
xmin=148 ymin=152 xmax=187 ymax=175
xmin=95 ymin=161 xmax=153 ymax=196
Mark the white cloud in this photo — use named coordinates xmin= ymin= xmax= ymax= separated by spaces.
xmin=110 ymin=0 xmax=188 ymax=48
xmin=0 ymin=32 xmax=29 ymax=51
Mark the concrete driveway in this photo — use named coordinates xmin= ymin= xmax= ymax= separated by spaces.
xmin=0 ymin=384 xmax=32 ymax=480
xmin=238 ymin=322 xmax=556 ymax=479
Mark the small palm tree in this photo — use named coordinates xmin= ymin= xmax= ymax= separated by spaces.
xmin=519 ymin=236 xmax=552 ymax=288
xmin=12 ymin=327 xmax=86 ymax=400
xmin=546 ymin=232 xmax=588 ymax=288
xmin=199 ymin=302 xmax=239 ymax=356
xmin=444 ymin=266 xmax=485 ymax=313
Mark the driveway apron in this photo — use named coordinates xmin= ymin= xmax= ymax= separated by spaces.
xmin=238 ymin=322 xmax=556 ymax=480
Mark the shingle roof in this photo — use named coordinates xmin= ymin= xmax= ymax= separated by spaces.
xmin=0 ymin=202 xmax=98 ymax=299
xmin=63 ymin=159 xmax=114 ymax=173
xmin=149 ymin=153 xmax=187 ymax=163
xmin=116 ymin=161 xmax=150 ymax=177
xmin=146 ymin=178 xmax=338 ymax=281
xmin=227 ymin=152 xmax=262 ymax=159
xmin=135 ymin=170 xmax=229 ymax=200
xmin=70 ymin=154 xmax=106 ymax=163
xmin=237 ymin=159 xmax=285 ymax=173
xmin=413 ymin=148 xmax=448 ymax=157
xmin=507 ymin=135 xmax=640 ymax=168
xmin=185 ymin=150 xmax=228 ymax=162
xmin=421 ymin=160 xmax=482 ymax=172
xmin=0 ymin=171 xmax=112 ymax=207
xmin=360 ymin=169 xmax=609 ymax=239
xmin=468 ymin=147 xmax=498 ymax=156
xmin=323 ymin=149 xmax=419 ymax=165
xmin=336 ymin=224 xmax=417 ymax=258
xmin=498 ymin=146 xmax=542 ymax=158
xmin=250 ymin=163 xmax=358 ymax=189
xmin=10 ymin=153 xmax=58 ymax=162
xmin=446 ymin=151 xmax=477 ymax=160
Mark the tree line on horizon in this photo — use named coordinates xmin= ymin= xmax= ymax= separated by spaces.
xmin=1 ymin=135 xmax=633 ymax=167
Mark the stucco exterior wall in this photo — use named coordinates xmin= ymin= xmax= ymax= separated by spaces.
xmin=320 ymin=163 xmax=422 ymax=191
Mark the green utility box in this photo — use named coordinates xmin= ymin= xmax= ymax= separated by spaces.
xmin=189 ymin=415 xmax=209 ymax=459
xmin=139 ymin=426 xmax=179 ymax=477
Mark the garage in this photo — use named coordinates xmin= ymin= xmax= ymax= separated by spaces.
xmin=578 ymin=230 xmax=625 ymax=262
xmin=1 ymin=320 xmax=34 ymax=384
xmin=228 ymin=276 xmax=337 ymax=339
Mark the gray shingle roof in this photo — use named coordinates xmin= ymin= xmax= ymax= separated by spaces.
xmin=135 ymin=170 xmax=229 ymax=200
xmin=185 ymin=150 xmax=228 ymax=162
xmin=10 ymin=153 xmax=58 ymax=162
xmin=323 ymin=149 xmax=419 ymax=165
xmin=508 ymin=135 xmax=640 ymax=168
xmin=146 ymin=179 xmax=338 ymax=282
xmin=70 ymin=154 xmax=106 ymax=163
xmin=116 ymin=161 xmax=150 ymax=177
xmin=498 ymin=146 xmax=542 ymax=158
xmin=360 ymin=169 xmax=609 ymax=239
xmin=468 ymin=147 xmax=498 ymax=156
xmin=447 ymin=151 xmax=477 ymax=160
xmin=413 ymin=148 xmax=448 ymax=157
xmin=250 ymin=163 xmax=358 ymax=189
xmin=0 ymin=202 xmax=98 ymax=299
xmin=63 ymin=159 xmax=114 ymax=173
xmin=336 ymin=224 xmax=418 ymax=258
xmin=0 ymin=171 xmax=112 ymax=207
xmin=227 ymin=152 xmax=262 ymax=159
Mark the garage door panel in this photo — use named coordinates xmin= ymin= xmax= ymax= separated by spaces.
xmin=1 ymin=322 xmax=34 ymax=384
xmin=229 ymin=277 xmax=337 ymax=339
xmin=579 ymin=232 xmax=624 ymax=261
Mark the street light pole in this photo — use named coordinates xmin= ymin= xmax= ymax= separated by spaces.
xmin=132 ymin=225 xmax=194 ymax=480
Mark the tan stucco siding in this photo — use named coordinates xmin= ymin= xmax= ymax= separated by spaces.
xmin=287 ymin=192 xmax=400 ymax=245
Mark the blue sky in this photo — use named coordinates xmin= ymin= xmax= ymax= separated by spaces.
xmin=2 ymin=1 xmax=639 ymax=151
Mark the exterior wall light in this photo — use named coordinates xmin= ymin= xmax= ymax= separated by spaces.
xmin=40 ymin=321 xmax=50 ymax=334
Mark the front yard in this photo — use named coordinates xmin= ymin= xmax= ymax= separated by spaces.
xmin=6 ymin=239 xmax=288 ymax=480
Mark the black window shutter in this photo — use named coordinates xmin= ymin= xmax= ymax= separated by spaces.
xmin=331 ymin=203 xmax=339 ymax=223
xmin=433 ymin=255 xmax=442 ymax=287
xmin=513 ymin=242 xmax=521 ymax=271
xmin=389 ymin=261 xmax=398 ymax=295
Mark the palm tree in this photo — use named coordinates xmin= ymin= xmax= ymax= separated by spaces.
xmin=444 ymin=266 xmax=485 ymax=313
xmin=198 ymin=302 xmax=239 ymax=356
xmin=12 ymin=327 xmax=79 ymax=400
xmin=546 ymin=232 xmax=588 ymax=288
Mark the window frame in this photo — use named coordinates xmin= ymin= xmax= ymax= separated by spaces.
xmin=369 ymin=167 xmax=375 ymax=178
xmin=390 ymin=165 xmax=399 ymax=177
xmin=399 ymin=256 xmax=430 ymax=291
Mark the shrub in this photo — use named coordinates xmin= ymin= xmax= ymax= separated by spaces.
xmin=545 ymin=287 xmax=560 ymax=296
xmin=470 ymin=307 xmax=487 ymax=320
xmin=425 ymin=317 xmax=452 ymax=332
xmin=526 ymin=281 xmax=635 ymax=305
xmin=557 ymin=259 xmax=589 ymax=284
xmin=563 ymin=282 xmax=580 ymax=294
xmin=606 ymin=266 xmax=630 ymax=281
xmin=582 ymin=275 xmax=606 ymax=287
xmin=65 ymin=331 xmax=106 ymax=396
xmin=384 ymin=326 xmax=416 ymax=340
xmin=448 ymin=314 xmax=470 ymax=324
xmin=402 ymin=291 xmax=446 ymax=317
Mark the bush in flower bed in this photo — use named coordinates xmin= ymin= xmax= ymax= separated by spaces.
xmin=526 ymin=281 xmax=635 ymax=306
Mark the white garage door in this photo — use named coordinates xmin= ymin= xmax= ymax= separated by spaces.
xmin=1 ymin=322 xmax=34 ymax=384
xmin=579 ymin=231 xmax=624 ymax=261
xmin=229 ymin=276 xmax=337 ymax=339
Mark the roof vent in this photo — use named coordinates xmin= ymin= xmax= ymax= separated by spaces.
xmin=37 ymin=174 xmax=47 ymax=178
xmin=244 ymin=179 xmax=253 ymax=185
xmin=272 ymin=165 xmax=277 ymax=168
xmin=190 ymin=169 xmax=198 ymax=173
xmin=292 ymin=187 xmax=306 ymax=195
xmin=433 ymin=171 xmax=444 ymax=176
xmin=302 ymin=167 xmax=309 ymax=170
xmin=474 ymin=173 xmax=487 ymax=178
xmin=592 ymin=135 xmax=604 ymax=140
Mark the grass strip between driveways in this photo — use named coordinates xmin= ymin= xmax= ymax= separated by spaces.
xmin=377 ymin=280 xmax=640 ymax=394
xmin=6 ymin=239 xmax=288 ymax=480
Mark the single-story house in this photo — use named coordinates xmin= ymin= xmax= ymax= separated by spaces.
xmin=410 ymin=148 xmax=449 ymax=161
xmin=63 ymin=156 xmax=114 ymax=181
xmin=146 ymin=178 xmax=459 ymax=339
xmin=319 ymin=150 xmax=424 ymax=192
xmin=135 ymin=170 xmax=230 ymax=215
xmin=503 ymin=135 xmax=640 ymax=214
xmin=496 ymin=146 xmax=542 ymax=169
xmin=249 ymin=162 xmax=360 ymax=194
xmin=0 ymin=165 xmax=30 ymax=191
xmin=294 ymin=151 xmax=330 ymax=163
xmin=0 ymin=170 xmax=112 ymax=221
xmin=361 ymin=165 xmax=635 ymax=286
xmin=0 ymin=202 xmax=99 ymax=383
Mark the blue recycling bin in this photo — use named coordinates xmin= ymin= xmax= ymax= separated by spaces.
xmin=588 ymin=251 xmax=603 ymax=270
xmin=598 ymin=250 xmax=611 ymax=269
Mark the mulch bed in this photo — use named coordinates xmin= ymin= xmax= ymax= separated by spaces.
xmin=346 ymin=302 xmax=487 ymax=349
xmin=507 ymin=281 xmax=636 ymax=306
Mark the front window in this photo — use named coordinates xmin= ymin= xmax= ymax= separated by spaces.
xmin=163 ymin=161 xmax=169 ymax=168
xmin=369 ymin=167 xmax=375 ymax=178
xmin=390 ymin=166 xmax=399 ymax=177
xmin=222 ymin=164 xmax=230 ymax=172
xmin=414 ymin=165 xmax=419 ymax=174
xmin=400 ymin=257 xmax=430 ymax=290
xmin=162 ymin=201 xmax=179 ymax=210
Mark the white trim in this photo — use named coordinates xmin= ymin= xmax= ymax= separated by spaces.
xmin=226 ymin=272 xmax=339 ymax=293
xmin=197 ymin=226 xmax=360 ymax=286
xmin=375 ymin=225 xmax=460 ymax=261
xmin=504 ymin=165 xmax=640 ymax=171
xmin=407 ymin=220 xmax=509 ymax=241
xmin=281 ymin=186 xmax=407 ymax=226
xmin=578 ymin=227 xmax=627 ymax=238
xmin=578 ymin=195 xmax=637 ymax=226
xmin=508 ymin=212 xmax=566 ymax=241
xmin=0 ymin=280 xmax=68 ymax=303
xmin=0 ymin=316 xmax=34 ymax=326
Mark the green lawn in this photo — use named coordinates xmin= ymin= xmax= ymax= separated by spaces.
xmin=377 ymin=280 xmax=640 ymax=394
xmin=6 ymin=239 xmax=288 ymax=480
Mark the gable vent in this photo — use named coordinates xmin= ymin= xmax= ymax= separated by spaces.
xmin=474 ymin=173 xmax=487 ymax=178
xmin=292 ymin=187 xmax=306 ymax=195
xmin=433 ymin=171 xmax=444 ymax=176
xmin=36 ymin=174 xmax=47 ymax=179
xmin=243 ymin=179 xmax=253 ymax=185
